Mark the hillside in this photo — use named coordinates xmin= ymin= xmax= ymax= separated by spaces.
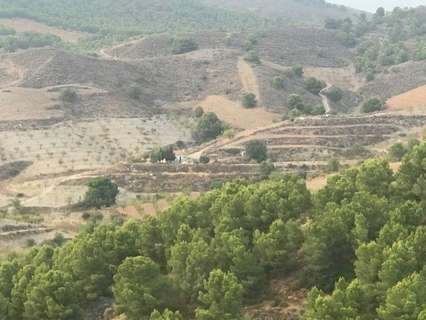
xmin=0 ymin=0 xmax=361 ymax=50
xmin=1 ymin=3 xmax=426 ymax=320
xmin=2 ymin=142 xmax=426 ymax=319
xmin=208 ymin=0 xmax=362 ymax=24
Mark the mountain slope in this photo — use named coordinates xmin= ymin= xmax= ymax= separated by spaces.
xmin=0 ymin=0 xmax=264 ymax=36
xmin=206 ymin=0 xmax=363 ymax=25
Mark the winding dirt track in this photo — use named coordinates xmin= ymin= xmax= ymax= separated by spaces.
xmin=319 ymin=84 xmax=332 ymax=114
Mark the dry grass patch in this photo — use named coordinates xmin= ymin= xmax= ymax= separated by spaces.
xmin=387 ymin=85 xmax=426 ymax=111
xmin=0 ymin=87 xmax=61 ymax=120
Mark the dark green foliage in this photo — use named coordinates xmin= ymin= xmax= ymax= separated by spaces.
xmin=291 ymin=65 xmax=304 ymax=77
xmin=271 ymin=76 xmax=284 ymax=90
xmin=362 ymin=98 xmax=384 ymax=113
xmin=287 ymin=94 xmax=325 ymax=116
xmin=242 ymin=93 xmax=257 ymax=108
xmin=195 ymin=270 xmax=243 ymax=320
xmin=304 ymin=77 xmax=326 ymax=95
xmin=172 ymin=38 xmax=198 ymax=55
xmin=192 ymin=112 xmax=224 ymax=143
xmin=244 ymin=51 xmax=261 ymax=65
xmin=389 ymin=143 xmax=407 ymax=161
xmin=150 ymin=146 xmax=176 ymax=163
xmin=84 ymin=177 xmax=119 ymax=208
xmin=114 ymin=256 xmax=174 ymax=319
xmin=150 ymin=309 xmax=183 ymax=320
xmin=375 ymin=7 xmax=385 ymax=18
xmin=324 ymin=86 xmax=343 ymax=102
xmin=194 ymin=106 xmax=204 ymax=118
xmin=5 ymin=140 xmax=426 ymax=319
xmin=60 ymin=88 xmax=78 ymax=103
xmin=199 ymin=156 xmax=210 ymax=164
xmin=0 ymin=31 xmax=62 ymax=52
xmin=326 ymin=158 xmax=340 ymax=172
xmin=128 ymin=86 xmax=143 ymax=101
xmin=245 ymin=140 xmax=267 ymax=163
xmin=287 ymin=94 xmax=304 ymax=110
xmin=259 ymin=160 xmax=275 ymax=179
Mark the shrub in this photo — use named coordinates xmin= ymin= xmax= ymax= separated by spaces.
xmin=150 ymin=146 xmax=176 ymax=163
xmin=192 ymin=112 xmax=224 ymax=143
xmin=128 ymin=86 xmax=143 ymax=101
xmin=244 ymin=51 xmax=261 ymax=65
xmin=60 ymin=88 xmax=78 ymax=103
xmin=304 ymin=77 xmax=327 ymax=94
xmin=287 ymin=94 xmax=304 ymax=110
xmin=389 ymin=143 xmax=407 ymax=161
xmin=362 ymin=98 xmax=384 ymax=113
xmin=292 ymin=65 xmax=304 ymax=77
xmin=326 ymin=159 xmax=341 ymax=172
xmin=52 ymin=232 xmax=66 ymax=246
xmin=242 ymin=93 xmax=258 ymax=108
xmin=172 ymin=38 xmax=198 ymax=54
xmin=272 ymin=76 xmax=285 ymax=90
xmin=194 ymin=106 xmax=204 ymax=118
xmin=260 ymin=160 xmax=275 ymax=178
xmin=25 ymin=238 xmax=36 ymax=247
xmin=245 ymin=140 xmax=268 ymax=162
xmin=84 ymin=177 xmax=119 ymax=209
xmin=199 ymin=155 xmax=210 ymax=164
xmin=325 ymin=87 xmax=343 ymax=102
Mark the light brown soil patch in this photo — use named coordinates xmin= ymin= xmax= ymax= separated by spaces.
xmin=0 ymin=87 xmax=62 ymax=120
xmin=0 ymin=18 xmax=89 ymax=43
xmin=387 ymin=85 xmax=426 ymax=110
xmin=197 ymin=95 xmax=279 ymax=129
xmin=238 ymin=57 xmax=260 ymax=99
xmin=307 ymin=174 xmax=331 ymax=192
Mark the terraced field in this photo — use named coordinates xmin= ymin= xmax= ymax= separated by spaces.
xmin=190 ymin=113 xmax=426 ymax=163
xmin=0 ymin=116 xmax=189 ymax=179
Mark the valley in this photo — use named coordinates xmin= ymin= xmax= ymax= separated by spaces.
xmin=0 ymin=2 xmax=426 ymax=320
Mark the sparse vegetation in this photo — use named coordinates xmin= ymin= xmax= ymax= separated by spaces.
xmin=172 ymin=38 xmax=198 ymax=55
xmin=244 ymin=51 xmax=261 ymax=65
xmin=0 ymin=31 xmax=62 ymax=52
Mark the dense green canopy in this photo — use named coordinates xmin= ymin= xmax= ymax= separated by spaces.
xmin=2 ymin=140 xmax=426 ymax=319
